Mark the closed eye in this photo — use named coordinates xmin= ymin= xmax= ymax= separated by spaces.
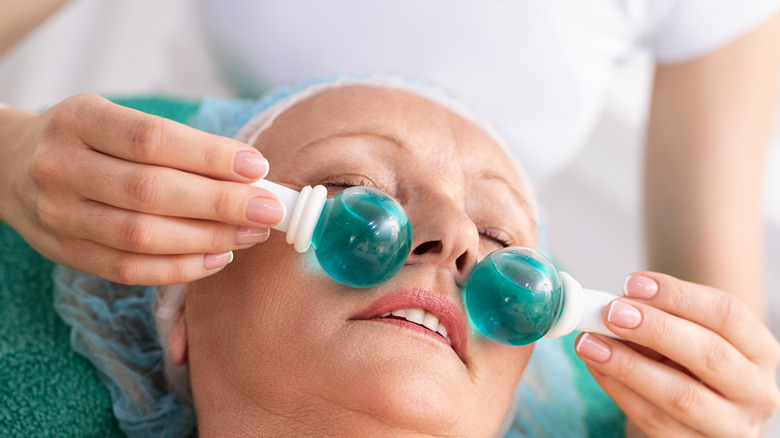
xmin=478 ymin=227 xmax=513 ymax=248
xmin=321 ymin=175 xmax=374 ymax=188
xmin=320 ymin=176 xmax=376 ymax=196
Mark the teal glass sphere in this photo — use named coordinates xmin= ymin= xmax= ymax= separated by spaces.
xmin=311 ymin=187 xmax=412 ymax=288
xmin=463 ymin=248 xmax=564 ymax=346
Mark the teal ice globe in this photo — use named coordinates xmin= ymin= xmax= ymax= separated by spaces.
xmin=311 ymin=187 xmax=412 ymax=288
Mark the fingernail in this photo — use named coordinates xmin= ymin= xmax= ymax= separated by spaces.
xmin=576 ymin=333 xmax=612 ymax=363
xmin=204 ymin=251 xmax=233 ymax=271
xmin=236 ymin=226 xmax=270 ymax=245
xmin=234 ymin=150 xmax=269 ymax=179
xmin=607 ymin=300 xmax=642 ymax=329
xmin=246 ymin=197 xmax=285 ymax=225
xmin=623 ymin=274 xmax=658 ymax=299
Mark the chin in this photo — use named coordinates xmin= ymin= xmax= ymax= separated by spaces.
xmin=312 ymin=330 xmax=490 ymax=435
xmin=345 ymin=370 xmax=468 ymax=433
xmin=344 ymin=376 xmax=508 ymax=437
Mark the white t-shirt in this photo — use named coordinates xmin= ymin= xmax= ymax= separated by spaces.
xmin=196 ymin=0 xmax=780 ymax=179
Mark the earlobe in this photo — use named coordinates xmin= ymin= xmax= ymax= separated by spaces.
xmin=169 ymin=312 xmax=189 ymax=366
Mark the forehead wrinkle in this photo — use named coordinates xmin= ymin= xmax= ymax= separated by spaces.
xmin=474 ymin=170 xmax=533 ymax=218
xmin=296 ymin=130 xmax=409 ymax=155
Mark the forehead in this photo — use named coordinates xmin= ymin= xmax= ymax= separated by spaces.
xmin=254 ymin=86 xmax=522 ymax=182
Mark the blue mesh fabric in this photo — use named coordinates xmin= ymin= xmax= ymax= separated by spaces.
xmin=52 ymin=267 xmax=195 ymax=437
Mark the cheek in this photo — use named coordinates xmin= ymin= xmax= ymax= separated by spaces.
xmin=474 ymin=341 xmax=533 ymax=401
xmin=221 ymin=234 xmax=333 ymax=348
xmin=185 ymin=233 xmax=336 ymax=396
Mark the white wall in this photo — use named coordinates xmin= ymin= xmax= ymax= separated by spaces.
xmin=0 ymin=0 xmax=230 ymax=111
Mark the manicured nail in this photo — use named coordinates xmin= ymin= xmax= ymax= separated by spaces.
xmin=245 ymin=197 xmax=285 ymax=225
xmin=576 ymin=333 xmax=612 ymax=363
xmin=607 ymin=300 xmax=642 ymax=329
xmin=234 ymin=150 xmax=269 ymax=179
xmin=236 ymin=226 xmax=270 ymax=246
xmin=204 ymin=251 xmax=233 ymax=270
xmin=623 ymin=274 xmax=658 ymax=299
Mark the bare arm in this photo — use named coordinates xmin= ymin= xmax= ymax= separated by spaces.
xmin=0 ymin=0 xmax=69 ymax=57
xmin=645 ymin=12 xmax=780 ymax=317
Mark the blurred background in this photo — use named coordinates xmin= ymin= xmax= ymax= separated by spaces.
xmin=1 ymin=0 xmax=778 ymax=433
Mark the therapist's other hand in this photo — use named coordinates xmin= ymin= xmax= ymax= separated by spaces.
xmin=0 ymin=94 xmax=284 ymax=285
xmin=575 ymin=272 xmax=780 ymax=438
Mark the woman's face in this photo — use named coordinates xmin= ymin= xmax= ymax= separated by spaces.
xmin=179 ymin=86 xmax=538 ymax=437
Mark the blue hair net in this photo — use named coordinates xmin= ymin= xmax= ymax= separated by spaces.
xmin=188 ymin=74 xmax=356 ymax=138
xmin=51 ymin=75 xmax=589 ymax=437
xmin=52 ymin=266 xmax=195 ymax=437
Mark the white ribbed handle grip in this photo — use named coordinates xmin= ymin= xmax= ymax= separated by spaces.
xmin=546 ymin=272 xmax=621 ymax=340
xmin=250 ymin=179 xmax=327 ymax=252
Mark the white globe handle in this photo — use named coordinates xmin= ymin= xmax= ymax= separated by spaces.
xmin=545 ymin=272 xmax=622 ymax=340
xmin=250 ymin=179 xmax=328 ymax=253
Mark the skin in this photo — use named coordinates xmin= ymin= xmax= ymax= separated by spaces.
xmin=170 ymin=87 xmax=538 ymax=437
xmin=0 ymin=0 xmax=68 ymax=57
xmin=645 ymin=12 xmax=780 ymax=317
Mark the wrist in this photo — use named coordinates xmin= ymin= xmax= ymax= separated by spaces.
xmin=0 ymin=105 xmax=38 ymax=225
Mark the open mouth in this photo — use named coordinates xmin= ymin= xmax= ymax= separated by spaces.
xmin=374 ymin=308 xmax=451 ymax=345
xmin=353 ymin=287 xmax=468 ymax=363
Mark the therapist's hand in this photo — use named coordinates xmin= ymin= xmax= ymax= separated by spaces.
xmin=0 ymin=94 xmax=284 ymax=285
xmin=575 ymin=272 xmax=780 ymax=438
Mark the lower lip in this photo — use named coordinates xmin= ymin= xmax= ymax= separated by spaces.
xmin=364 ymin=317 xmax=452 ymax=349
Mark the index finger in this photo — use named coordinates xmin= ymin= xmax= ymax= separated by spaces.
xmin=622 ymin=271 xmax=780 ymax=366
xmin=70 ymin=94 xmax=267 ymax=182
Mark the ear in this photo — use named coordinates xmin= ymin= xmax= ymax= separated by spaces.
xmin=169 ymin=312 xmax=189 ymax=366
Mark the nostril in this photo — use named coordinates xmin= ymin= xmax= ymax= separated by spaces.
xmin=455 ymin=252 xmax=468 ymax=272
xmin=413 ymin=241 xmax=441 ymax=255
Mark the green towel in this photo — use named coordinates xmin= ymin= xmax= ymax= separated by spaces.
xmin=0 ymin=95 xmax=623 ymax=437
xmin=0 ymin=223 xmax=122 ymax=437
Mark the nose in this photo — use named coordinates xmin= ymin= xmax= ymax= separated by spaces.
xmin=404 ymin=196 xmax=480 ymax=285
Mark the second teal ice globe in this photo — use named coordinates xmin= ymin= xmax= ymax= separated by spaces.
xmin=463 ymin=248 xmax=564 ymax=346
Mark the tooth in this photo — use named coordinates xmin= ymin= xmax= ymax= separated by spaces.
xmin=405 ymin=308 xmax=425 ymax=325
xmin=437 ymin=325 xmax=448 ymax=339
xmin=391 ymin=309 xmax=407 ymax=318
xmin=422 ymin=311 xmax=439 ymax=332
xmin=380 ymin=312 xmax=391 ymax=317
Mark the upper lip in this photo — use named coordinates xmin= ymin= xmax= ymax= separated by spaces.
xmin=352 ymin=287 xmax=468 ymax=363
